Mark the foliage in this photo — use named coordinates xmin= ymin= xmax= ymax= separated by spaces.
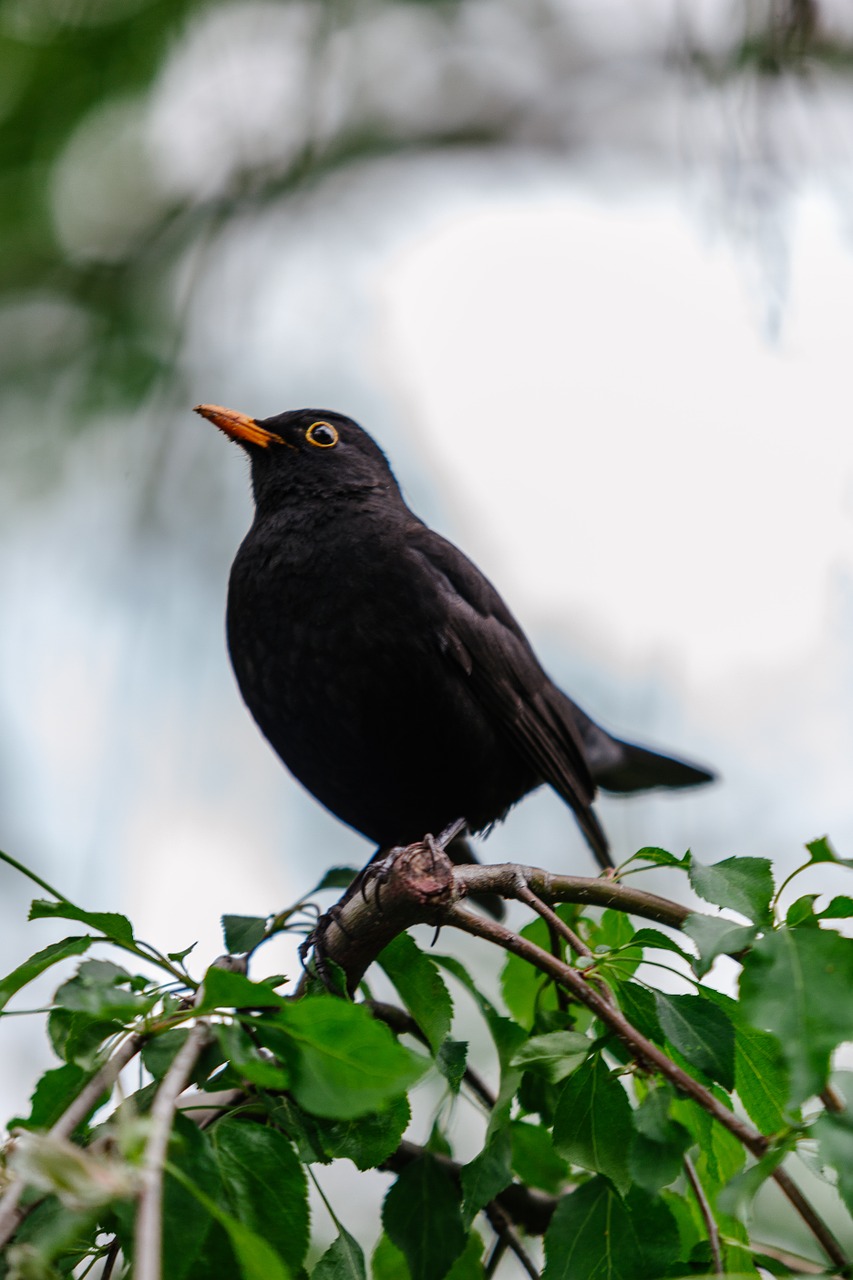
xmin=3 ymin=839 xmax=853 ymax=1278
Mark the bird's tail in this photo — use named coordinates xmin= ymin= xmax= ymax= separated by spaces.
xmin=593 ymin=736 xmax=715 ymax=794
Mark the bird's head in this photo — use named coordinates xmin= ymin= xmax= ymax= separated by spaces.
xmin=194 ymin=404 xmax=399 ymax=512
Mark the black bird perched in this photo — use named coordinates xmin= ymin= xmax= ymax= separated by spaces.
xmin=195 ymin=403 xmax=713 ymax=887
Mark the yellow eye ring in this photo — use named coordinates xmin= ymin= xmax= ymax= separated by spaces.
xmin=306 ymin=420 xmax=339 ymax=448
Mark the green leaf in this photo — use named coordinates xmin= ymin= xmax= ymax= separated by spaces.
xmin=629 ymin=1087 xmax=691 ymax=1193
xmin=168 ymin=1154 xmax=291 ymax=1280
xmin=629 ymin=928 xmax=692 ymax=962
xmin=211 ymin=1117 xmax=309 ymax=1272
xmin=740 ymin=926 xmax=853 ymax=1104
xmin=785 ymin=895 xmax=820 ymax=928
xmin=734 ymin=1025 xmax=791 ymax=1133
xmin=510 ymin=1121 xmax=568 ymax=1194
xmin=818 ymin=896 xmax=853 ymax=919
xmin=11 ymin=1064 xmax=89 ymax=1132
xmin=626 ymin=847 xmax=689 ymax=870
xmin=805 ymin=835 xmax=845 ymax=865
xmin=47 ymin=1006 xmax=121 ymax=1068
xmin=436 ymin=1039 xmax=467 ymax=1094
xmin=372 ymin=1233 xmax=409 ymax=1280
xmin=313 ymin=1226 xmax=366 ymax=1280
xmin=29 ymin=899 xmax=135 ymax=945
xmin=53 ymin=959 xmax=156 ymax=1021
xmin=654 ymin=993 xmax=735 ymax=1089
xmin=615 ymin=981 xmax=663 ymax=1042
xmin=460 ymin=1129 xmax=512 ymax=1227
xmin=383 ymin=1156 xmax=467 ymax=1280
xmin=378 ymin=934 xmax=453 ymax=1053
xmin=0 ymin=935 xmax=94 ymax=1012
xmin=543 ymin=1179 xmax=681 ymax=1280
xmin=511 ymin=1031 xmax=589 ymax=1083
xmin=254 ymin=997 xmax=428 ymax=1118
xmin=143 ymin=1029 xmax=192 ymax=1082
xmin=222 ymin=916 xmax=268 ymax=954
xmin=312 ymin=867 xmax=358 ymax=892
xmin=496 ymin=916 xmax=566 ymax=1028
xmin=310 ymin=1095 xmax=410 ymax=1169
xmin=216 ymin=1021 xmax=291 ymax=1090
xmin=688 ymin=856 xmax=774 ymax=923
xmin=682 ymin=913 xmax=757 ymax=978
xmin=552 ymin=1055 xmax=634 ymax=1194
xmin=196 ymin=966 xmax=287 ymax=1013
xmin=717 ymin=1147 xmax=786 ymax=1218
xmin=814 ymin=1111 xmax=853 ymax=1220
xmin=162 ymin=1116 xmax=223 ymax=1280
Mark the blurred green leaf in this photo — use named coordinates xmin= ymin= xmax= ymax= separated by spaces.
xmin=553 ymin=1055 xmax=634 ymax=1194
xmin=383 ymin=1156 xmax=467 ymax=1280
xmin=687 ymin=856 xmax=775 ymax=924
xmin=543 ymin=1179 xmax=681 ymax=1280
xmin=378 ymin=933 xmax=453 ymax=1053
xmin=0 ymin=935 xmax=94 ymax=1011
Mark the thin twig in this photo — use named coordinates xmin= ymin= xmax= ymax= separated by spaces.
xmin=445 ymin=905 xmax=849 ymax=1273
xmin=514 ymin=879 xmax=616 ymax=1007
xmin=0 ymin=1033 xmax=144 ymax=1249
xmin=684 ymin=1153 xmax=722 ymax=1275
xmin=485 ymin=1234 xmax=508 ymax=1278
xmin=135 ymin=1022 xmax=212 ymax=1280
xmin=100 ymin=1237 xmax=121 ymax=1280
xmin=484 ymin=1201 xmax=539 ymax=1280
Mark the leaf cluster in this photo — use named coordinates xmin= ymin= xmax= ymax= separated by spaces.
xmin=2 ymin=838 xmax=853 ymax=1279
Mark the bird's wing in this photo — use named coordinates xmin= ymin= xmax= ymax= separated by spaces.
xmin=407 ymin=524 xmax=610 ymax=866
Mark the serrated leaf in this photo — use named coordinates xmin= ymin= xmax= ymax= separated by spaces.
xmin=655 ymin=993 xmax=735 ymax=1089
xmin=314 ymin=1226 xmax=366 ymax=1280
xmin=311 ymin=1095 xmax=410 ymax=1169
xmin=615 ymin=981 xmax=663 ymax=1043
xmin=29 ymin=899 xmax=135 ymax=945
xmin=553 ymin=1055 xmax=634 ymax=1194
xmin=215 ymin=1021 xmax=291 ymax=1090
xmin=196 ymin=966 xmax=287 ymax=1013
xmin=162 ymin=1115 xmax=222 ymax=1280
xmin=806 ymin=836 xmax=846 ymax=865
xmin=543 ymin=1179 xmax=681 ymax=1280
xmin=168 ymin=1152 xmax=290 ymax=1280
xmin=627 ymin=847 xmax=689 ymax=869
xmin=511 ymin=1031 xmax=589 ymax=1083
xmin=630 ymin=928 xmax=692 ymax=962
xmin=253 ymin=996 xmax=428 ymax=1119
xmin=11 ymin=1063 xmax=90 ymax=1132
xmin=222 ymin=916 xmax=268 ymax=954
xmin=688 ymin=856 xmax=774 ymax=924
xmin=461 ymin=1129 xmax=512 ymax=1227
xmin=681 ymin=914 xmax=757 ymax=978
xmin=740 ymin=927 xmax=853 ymax=1104
xmin=785 ymin=895 xmax=820 ymax=928
xmin=436 ymin=1039 xmax=468 ymax=1094
xmin=629 ymin=1087 xmax=691 ymax=1193
xmin=372 ymin=1233 xmax=409 ymax=1280
xmin=0 ymin=935 xmax=94 ymax=1012
xmin=378 ymin=933 xmax=453 ymax=1053
xmin=312 ymin=866 xmax=358 ymax=892
xmin=211 ymin=1117 xmax=309 ymax=1271
xmin=733 ymin=1025 xmax=790 ymax=1133
xmin=510 ymin=1121 xmax=568 ymax=1194
xmin=383 ymin=1156 xmax=466 ymax=1280
xmin=814 ymin=1112 xmax=853 ymax=1219
xmin=818 ymin=896 xmax=853 ymax=919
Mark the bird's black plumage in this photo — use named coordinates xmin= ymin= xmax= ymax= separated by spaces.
xmin=196 ymin=403 xmax=714 ymax=875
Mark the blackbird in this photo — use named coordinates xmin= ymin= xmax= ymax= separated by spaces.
xmin=195 ymin=403 xmax=713 ymax=882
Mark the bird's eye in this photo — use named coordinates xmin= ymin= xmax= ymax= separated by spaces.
xmin=306 ymin=421 xmax=338 ymax=448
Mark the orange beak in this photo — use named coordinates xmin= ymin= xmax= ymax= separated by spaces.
xmin=194 ymin=403 xmax=285 ymax=449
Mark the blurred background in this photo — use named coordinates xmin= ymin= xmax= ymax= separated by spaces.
xmin=3 ymin=0 xmax=853 ymax=1258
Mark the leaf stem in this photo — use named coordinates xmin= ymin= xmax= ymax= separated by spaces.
xmin=684 ymin=1152 xmax=723 ymax=1274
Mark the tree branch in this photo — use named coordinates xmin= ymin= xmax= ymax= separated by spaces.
xmin=135 ymin=1022 xmax=212 ymax=1280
